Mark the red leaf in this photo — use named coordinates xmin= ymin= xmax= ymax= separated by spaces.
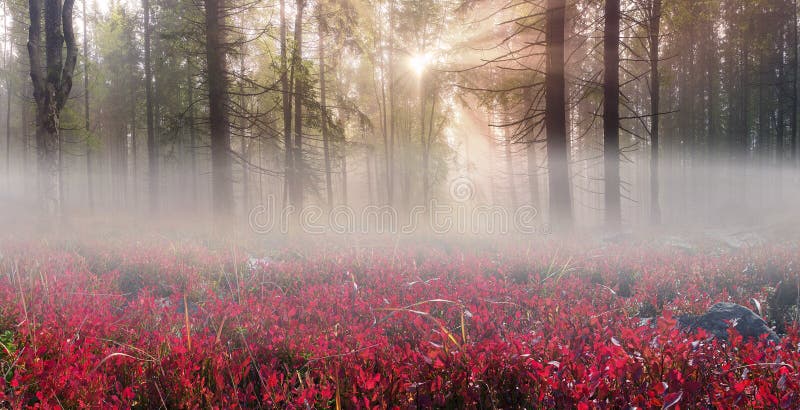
xmin=662 ymin=391 xmax=682 ymax=410
xmin=365 ymin=374 xmax=380 ymax=390
xmin=654 ymin=382 xmax=668 ymax=395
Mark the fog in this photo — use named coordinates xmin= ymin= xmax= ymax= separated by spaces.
xmin=2 ymin=146 xmax=799 ymax=243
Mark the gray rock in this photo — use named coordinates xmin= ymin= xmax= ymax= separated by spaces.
xmin=677 ymin=302 xmax=780 ymax=344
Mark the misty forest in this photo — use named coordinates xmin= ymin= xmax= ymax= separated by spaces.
xmin=1 ymin=0 xmax=800 ymax=407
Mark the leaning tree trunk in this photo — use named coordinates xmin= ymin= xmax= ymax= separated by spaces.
xmin=204 ymin=0 xmax=233 ymax=225
xmin=27 ymin=0 xmax=78 ymax=220
xmin=545 ymin=0 xmax=572 ymax=229
xmin=603 ymin=0 xmax=621 ymax=229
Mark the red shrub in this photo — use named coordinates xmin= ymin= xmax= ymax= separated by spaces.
xmin=0 ymin=241 xmax=797 ymax=408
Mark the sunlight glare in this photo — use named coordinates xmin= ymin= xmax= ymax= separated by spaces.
xmin=409 ymin=52 xmax=432 ymax=76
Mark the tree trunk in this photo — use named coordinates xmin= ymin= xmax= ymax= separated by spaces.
xmin=4 ymin=80 xmax=9 ymax=190
xmin=649 ymin=0 xmax=662 ymax=225
xmin=526 ymin=135 xmax=539 ymax=211
xmin=401 ymin=109 xmax=411 ymax=209
xmin=204 ymin=0 xmax=233 ymax=224
xmin=777 ymin=31 xmax=786 ymax=164
xmin=318 ymin=8 xmax=333 ymax=209
xmin=238 ymin=53 xmax=248 ymax=217
xmin=83 ymin=0 xmax=93 ymax=211
xmin=387 ymin=0 xmax=396 ymax=206
xmin=792 ymin=0 xmax=799 ymax=165
xmin=724 ymin=1 xmax=737 ymax=208
xmin=131 ymin=72 xmax=137 ymax=209
xmin=545 ymin=0 xmax=572 ymax=229
xmin=27 ymin=0 xmax=78 ymax=220
xmin=291 ymin=0 xmax=305 ymax=208
xmin=421 ymin=78 xmax=436 ymax=206
xmin=603 ymin=0 xmax=621 ymax=229
xmin=22 ymin=87 xmax=30 ymax=198
xmin=280 ymin=0 xmax=293 ymax=210
xmin=758 ymin=49 xmax=768 ymax=163
xmin=740 ymin=31 xmax=750 ymax=199
xmin=704 ymin=17 xmax=715 ymax=215
xmin=341 ymin=139 xmax=348 ymax=206
xmin=143 ymin=0 xmax=157 ymax=214
xmin=119 ymin=112 xmax=127 ymax=205
xmin=57 ymin=128 xmax=63 ymax=213
xmin=4 ymin=77 xmax=10 ymax=191
xmin=380 ymin=61 xmax=391 ymax=205
xmin=366 ymin=146 xmax=373 ymax=205
xmin=376 ymin=24 xmax=393 ymax=206
xmin=504 ymin=122 xmax=517 ymax=209
xmin=188 ymin=66 xmax=197 ymax=207
xmin=778 ymin=101 xmax=785 ymax=162
xmin=420 ymin=74 xmax=428 ymax=205
xmin=3 ymin=0 xmax=9 ymax=188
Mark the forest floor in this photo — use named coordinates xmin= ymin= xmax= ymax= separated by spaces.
xmin=0 ymin=235 xmax=799 ymax=408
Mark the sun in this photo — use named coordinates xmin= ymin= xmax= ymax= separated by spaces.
xmin=409 ymin=52 xmax=432 ymax=76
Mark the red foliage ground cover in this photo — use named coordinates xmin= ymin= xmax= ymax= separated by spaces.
xmin=0 ymin=240 xmax=798 ymax=408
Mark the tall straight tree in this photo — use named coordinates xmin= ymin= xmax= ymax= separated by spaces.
xmin=83 ymin=0 xmax=93 ymax=211
xmin=204 ymin=0 xmax=233 ymax=222
xmin=318 ymin=5 xmax=333 ymax=208
xmin=143 ymin=0 xmax=157 ymax=213
xmin=3 ymin=0 xmax=10 ymax=186
xmin=603 ymin=0 xmax=621 ymax=228
xmin=545 ymin=0 xmax=572 ymax=228
xmin=187 ymin=63 xmax=197 ymax=206
xmin=503 ymin=117 xmax=517 ymax=208
xmin=793 ymin=0 xmax=799 ymax=165
xmin=27 ymin=0 xmax=78 ymax=218
xmin=526 ymin=132 xmax=539 ymax=211
xmin=378 ymin=37 xmax=391 ymax=205
xmin=647 ymin=0 xmax=662 ymax=224
xmin=280 ymin=0 xmax=292 ymax=209
xmin=387 ymin=0 xmax=396 ymax=206
xmin=292 ymin=0 xmax=305 ymax=208
xmin=130 ymin=57 xmax=138 ymax=208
